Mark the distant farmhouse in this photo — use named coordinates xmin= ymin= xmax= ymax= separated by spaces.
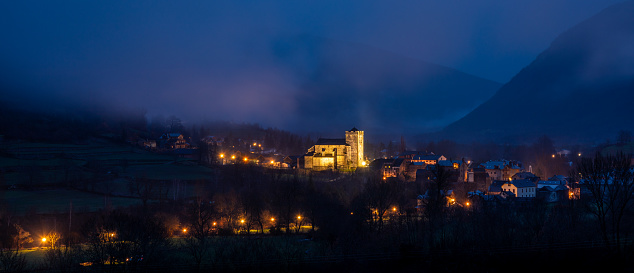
xmin=303 ymin=127 xmax=364 ymax=171
xmin=159 ymin=133 xmax=190 ymax=149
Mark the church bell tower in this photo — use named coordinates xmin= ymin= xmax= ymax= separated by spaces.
xmin=345 ymin=127 xmax=364 ymax=168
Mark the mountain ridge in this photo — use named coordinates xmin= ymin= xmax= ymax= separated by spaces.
xmin=441 ymin=0 xmax=634 ymax=144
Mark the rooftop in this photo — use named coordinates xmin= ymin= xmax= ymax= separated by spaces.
xmin=314 ymin=138 xmax=348 ymax=146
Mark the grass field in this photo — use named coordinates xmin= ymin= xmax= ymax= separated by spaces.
xmin=0 ymin=139 xmax=217 ymax=214
xmin=1 ymin=189 xmax=142 ymax=215
xmin=125 ymin=164 xmax=214 ymax=180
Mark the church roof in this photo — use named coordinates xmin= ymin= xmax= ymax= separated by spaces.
xmin=315 ymin=138 xmax=348 ymax=146
xmin=348 ymin=127 xmax=359 ymax=132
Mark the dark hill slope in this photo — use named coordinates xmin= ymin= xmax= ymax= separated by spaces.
xmin=442 ymin=1 xmax=634 ymax=143
xmin=271 ymin=36 xmax=501 ymax=138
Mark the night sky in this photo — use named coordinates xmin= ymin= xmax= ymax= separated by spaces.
xmin=0 ymin=0 xmax=623 ymax=129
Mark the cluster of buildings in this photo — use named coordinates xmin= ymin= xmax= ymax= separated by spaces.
xmin=135 ymin=128 xmax=576 ymax=204
xmin=372 ymin=150 xmax=575 ymax=203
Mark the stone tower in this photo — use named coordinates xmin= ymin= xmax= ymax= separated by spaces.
xmin=345 ymin=127 xmax=364 ymax=168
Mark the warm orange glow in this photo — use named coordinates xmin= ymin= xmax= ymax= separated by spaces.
xmin=253 ymin=142 xmax=257 ymax=146
xmin=297 ymin=215 xmax=302 ymax=220
xmin=258 ymin=144 xmax=261 ymax=147
xmin=361 ymin=161 xmax=367 ymax=166
xmin=243 ymin=157 xmax=248 ymax=162
xmin=231 ymin=155 xmax=235 ymax=159
xmin=220 ymin=154 xmax=224 ymax=158
xmin=183 ymin=228 xmax=187 ymax=233
xmin=552 ymin=154 xmax=555 ymax=158
xmin=270 ymin=160 xmax=275 ymax=164
xmin=578 ymin=153 xmax=582 ymax=157
xmin=240 ymin=219 xmax=245 ymax=224
xmin=350 ymin=212 xmax=354 ymax=215
xmin=392 ymin=207 xmax=397 ymax=212
xmin=213 ymin=222 xmax=217 ymax=226
xmin=466 ymin=202 xmax=470 ymax=206
xmin=110 ymin=233 xmax=115 ymax=237
xmin=41 ymin=237 xmax=47 ymax=242
xmin=383 ymin=177 xmax=386 ymax=180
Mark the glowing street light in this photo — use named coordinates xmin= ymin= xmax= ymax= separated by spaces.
xmin=183 ymin=228 xmax=187 ymax=233
xmin=41 ymin=237 xmax=47 ymax=242
xmin=243 ymin=157 xmax=248 ymax=162
xmin=240 ymin=219 xmax=245 ymax=224
xmin=466 ymin=202 xmax=470 ymax=207
xmin=392 ymin=207 xmax=397 ymax=212
xmin=297 ymin=215 xmax=302 ymax=220
xmin=270 ymin=160 xmax=275 ymax=164
xmin=270 ymin=217 xmax=275 ymax=222
xmin=220 ymin=154 xmax=224 ymax=158
xmin=213 ymin=222 xmax=217 ymax=226
xmin=231 ymin=155 xmax=236 ymax=160
xmin=552 ymin=154 xmax=555 ymax=158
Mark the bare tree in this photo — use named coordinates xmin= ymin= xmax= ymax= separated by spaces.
xmin=0 ymin=224 xmax=29 ymax=272
xmin=363 ymin=175 xmax=402 ymax=233
xmin=576 ymin=152 xmax=634 ymax=251
xmin=128 ymin=175 xmax=155 ymax=208
xmin=184 ymin=198 xmax=217 ymax=271
xmin=617 ymin=130 xmax=632 ymax=145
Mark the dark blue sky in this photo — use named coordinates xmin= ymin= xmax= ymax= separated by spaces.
xmin=0 ymin=0 xmax=624 ymax=128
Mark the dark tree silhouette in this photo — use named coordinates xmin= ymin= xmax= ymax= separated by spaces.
xmin=576 ymin=152 xmax=634 ymax=251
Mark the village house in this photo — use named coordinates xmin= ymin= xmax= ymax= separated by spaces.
xmin=411 ymin=154 xmax=447 ymax=165
xmin=160 ymin=133 xmax=190 ymax=149
xmin=468 ymin=167 xmax=491 ymax=191
xmin=481 ymin=160 xmax=522 ymax=181
xmin=512 ymin=171 xmax=540 ymax=183
xmin=500 ymin=179 xmax=536 ymax=198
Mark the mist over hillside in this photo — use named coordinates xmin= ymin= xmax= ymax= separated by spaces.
xmin=0 ymin=35 xmax=500 ymax=141
xmin=441 ymin=0 xmax=634 ymax=144
xmin=270 ymin=36 xmax=501 ymax=138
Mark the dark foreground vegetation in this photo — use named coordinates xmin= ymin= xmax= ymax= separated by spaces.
xmin=1 ymin=104 xmax=634 ymax=272
xmin=1 ymin=161 xmax=634 ymax=272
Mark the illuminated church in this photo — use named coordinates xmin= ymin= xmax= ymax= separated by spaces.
xmin=303 ymin=127 xmax=364 ymax=171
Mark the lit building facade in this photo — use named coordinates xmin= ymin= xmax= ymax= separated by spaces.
xmin=304 ymin=127 xmax=365 ymax=171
